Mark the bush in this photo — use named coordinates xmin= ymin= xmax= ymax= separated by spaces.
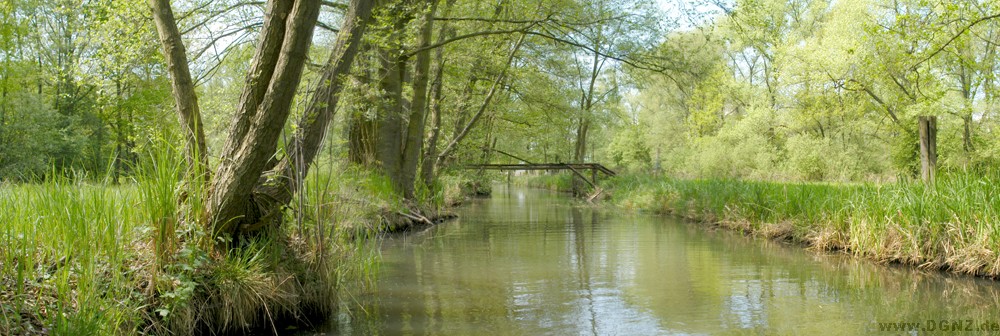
xmin=0 ymin=92 xmax=85 ymax=181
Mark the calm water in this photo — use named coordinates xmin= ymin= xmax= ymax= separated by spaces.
xmin=317 ymin=186 xmax=1000 ymax=335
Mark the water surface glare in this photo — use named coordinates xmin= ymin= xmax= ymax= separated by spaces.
xmin=324 ymin=186 xmax=1000 ymax=335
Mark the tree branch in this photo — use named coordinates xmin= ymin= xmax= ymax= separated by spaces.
xmin=436 ymin=34 xmax=526 ymax=164
xmin=911 ymin=12 xmax=1000 ymax=70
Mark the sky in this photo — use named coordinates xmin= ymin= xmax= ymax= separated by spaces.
xmin=657 ymin=0 xmax=729 ymax=30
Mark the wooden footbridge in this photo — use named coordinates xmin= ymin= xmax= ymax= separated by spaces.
xmin=463 ymin=163 xmax=616 ymax=188
xmin=462 ymin=147 xmax=617 ymax=189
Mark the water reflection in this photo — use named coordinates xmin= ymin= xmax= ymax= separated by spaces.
xmin=319 ymin=186 xmax=1000 ymax=335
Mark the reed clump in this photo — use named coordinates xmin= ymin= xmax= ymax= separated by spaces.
xmin=606 ymin=172 xmax=1000 ymax=278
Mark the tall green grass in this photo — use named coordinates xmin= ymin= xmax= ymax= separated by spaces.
xmin=0 ymin=148 xmax=397 ymax=334
xmin=0 ymin=177 xmax=149 ymax=334
xmin=606 ymin=172 xmax=1000 ymax=277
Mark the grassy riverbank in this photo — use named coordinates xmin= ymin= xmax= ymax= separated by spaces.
xmin=0 ymin=155 xmax=463 ymax=334
xmin=602 ymin=173 xmax=1000 ymax=278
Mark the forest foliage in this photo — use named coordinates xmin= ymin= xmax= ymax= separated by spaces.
xmin=612 ymin=0 xmax=1000 ymax=181
xmin=3 ymin=0 xmax=997 ymax=185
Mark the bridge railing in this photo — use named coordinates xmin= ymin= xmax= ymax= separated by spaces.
xmin=462 ymin=163 xmax=617 ymax=177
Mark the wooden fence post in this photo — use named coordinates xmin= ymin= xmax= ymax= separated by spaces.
xmin=919 ymin=116 xmax=937 ymax=185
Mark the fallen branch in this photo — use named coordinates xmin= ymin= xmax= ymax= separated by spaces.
xmin=397 ymin=210 xmax=433 ymax=225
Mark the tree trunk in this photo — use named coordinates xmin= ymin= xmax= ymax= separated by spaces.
xmin=348 ymin=110 xmax=377 ymax=165
xmin=571 ymin=117 xmax=589 ymax=196
xmin=375 ymin=46 xmax=406 ymax=192
xmin=919 ymin=116 xmax=937 ymax=185
xmin=205 ymin=0 xmax=322 ymax=238
xmin=253 ymin=0 xmax=375 ymax=225
xmin=400 ymin=0 xmax=440 ymax=199
xmin=958 ymin=61 xmax=975 ymax=155
xmin=348 ymin=45 xmax=378 ymax=166
xmin=963 ymin=114 xmax=974 ymax=154
xmin=420 ymin=64 xmax=444 ymax=187
xmin=149 ymin=0 xmax=209 ymax=172
xmin=419 ymin=0 xmax=456 ymax=189
xmin=113 ymin=79 xmax=124 ymax=182
xmin=370 ymin=1 xmax=416 ymax=194
xmin=217 ymin=0 xmax=295 ymax=165
xmin=573 ymin=118 xmax=590 ymax=163
xmin=571 ymin=34 xmax=602 ymax=196
xmin=420 ymin=40 xmax=448 ymax=188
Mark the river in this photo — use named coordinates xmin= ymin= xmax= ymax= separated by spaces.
xmin=315 ymin=186 xmax=1000 ymax=335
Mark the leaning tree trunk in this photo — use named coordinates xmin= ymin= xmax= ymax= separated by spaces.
xmin=435 ymin=34 xmax=525 ymax=168
xmin=204 ymin=0 xmax=322 ymax=238
xmin=253 ymin=0 xmax=375 ymax=229
xmin=218 ymin=0 xmax=295 ymax=166
xmin=149 ymin=0 xmax=208 ymax=172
